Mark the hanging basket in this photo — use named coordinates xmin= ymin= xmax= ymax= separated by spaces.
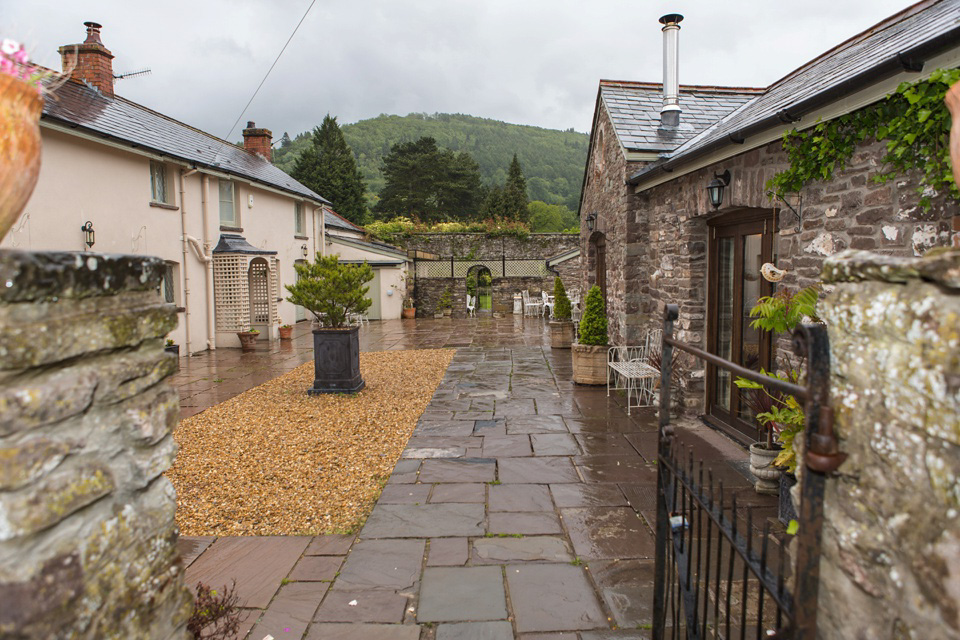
xmin=0 ymin=75 xmax=43 ymax=243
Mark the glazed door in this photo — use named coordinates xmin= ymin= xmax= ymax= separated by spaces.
xmin=706 ymin=216 xmax=774 ymax=443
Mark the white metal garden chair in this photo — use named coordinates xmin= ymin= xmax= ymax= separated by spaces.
xmin=466 ymin=294 xmax=476 ymax=317
xmin=522 ymin=290 xmax=542 ymax=317
xmin=541 ymin=291 xmax=554 ymax=318
xmin=606 ymin=328 xmax=662 ymax=415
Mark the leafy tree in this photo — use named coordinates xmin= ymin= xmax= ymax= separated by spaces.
xmin=578 ymin=285 xmax=608 ymax=346
xmin=502 ymin=154 xmax=529 ymax=222
xmin=552 ymin=277 xmax=572 ymax=321
xmin=291 ymin=115 xmax=367 ymax=225
xmin=285 ymin=254 xmax=373 ymax=328
xmin=528 ymin=201 xmax=579 ymax=232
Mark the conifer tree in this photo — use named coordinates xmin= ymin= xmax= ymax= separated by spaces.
xmin=292 ymin=115 xmax=367 ymax=225
xmin=503 ymin=154 xmax=529 ymax=222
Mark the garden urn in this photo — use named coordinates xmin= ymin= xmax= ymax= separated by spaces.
xmin=237 ymin=330 xmax=260 ymax=351
xmin=0 ymin=74 xmax=43 ymax=243
xmin=749 ymin=443 xmax=781 ymax=495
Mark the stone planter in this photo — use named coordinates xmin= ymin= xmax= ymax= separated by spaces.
xmin=402 ymin=307 xmax=416 ymax=319
xmin=749 ymin=443 xmax=781 ymax=495
xmin=0 ymin=75 xmax=43 ymax=243
xmin=443 ymin=308 xmax=452 ymax=317
xmin=309 ymin=326 xmax=364 ymax=395
xmin=278 ymin=325 xmax=293 ymax=340
xmin=550 ymin=320 xmax=574 ymax=349
xmin=237 ymin=331 xmax=259 ymax=351
xmin=778 ymin=471 xmax=798 ymax=524
xmin=572 ymin=343 xmax=607 ymax=385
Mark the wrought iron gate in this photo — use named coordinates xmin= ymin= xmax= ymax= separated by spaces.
xmin=653 ymin=305 xmax=844 ymax=639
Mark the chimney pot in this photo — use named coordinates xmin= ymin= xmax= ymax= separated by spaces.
xmin=243 ymin=122 xmax=273 ymax=162
xmin=60 ymin=21 xmax=115 ymax=97
xmin=83 ymin=21 xmax=103 ymax=44
xmin=247 ymin=121 xmax=255 ymax=128
xmin=659 ymin=13 xmax=683 ymax=128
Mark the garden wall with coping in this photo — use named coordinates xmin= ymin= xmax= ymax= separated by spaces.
xmin=817 ymin=248 xmax=960 ymax=639
xmin=0 ymin=250 xmax=191 ymax=639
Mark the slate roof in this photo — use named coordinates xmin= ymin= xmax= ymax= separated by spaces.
xmin=324 ymin=208 xmax=363 ymax=233
xmin=212 ymin=234 xmax=277 ymax=255
xmin=329 ymin=235 xmax=409 ymax=260
xmin=41 ymin=80 xmax=330 ymax=205
xmin=630 ymin=0 xmax=960 ymax=182
xmin=600 ymin=81 xmax=762 ymax=153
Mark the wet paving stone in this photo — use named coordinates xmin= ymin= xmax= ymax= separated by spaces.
xmin=314 ymin=589 xmax=409 ymax=623
xmin=564 ymin=416 xmax=644 ymax=434
xmin=288 ymin=555 xmax=343 ymax=581
xmin=363 ymin=503 xmax=485 ymax=538
xmin=576 ymin=433 xmax=641 ymax=456
xmin=488 ymin=484 xmax=553 ymax=512
xmin=248 ymin=581 xmax=328 ymax=640
xmin=418 ymin=566 xmax=508 ymax=622
xmin=333 ymin=539 xmax=426 ymax=591
xmin=549 ymin=483 xmax=629 ymax=508
xmin=618 ymin=484 xmax=659 ymax=511
xmin=506 ymin=563 xmax=608 ymax=632
xmin=379 ymin=484 xmax=433 ymax=504
xmin=388 ymin=459 xmax=422 ymax=484
xmin=531 ymin=434 xmax=581 ymax=456
xmin=574 ymin=456 xmax=657 ymax=483
xmin=305 ymin=534 xmax=355 ymax=556
xmin=402 ymin=446 xmax=466 ymax=459
xmin=430 ymin=483 xmax=486 ymax=503
xmin=482 ymin=435 xmax=533 ymax=457
xmin=495 ymin=399 xmax=537 ymax=417
xmin=427 ymin=538 xmax=470 ymax=566
xmin=436 ymin=621 xmax=515 ymax=640
xmin=561 ymin=508 xmax=655 ymax=560
xmin=420 ymin=458 xmax=497 ymax=483
xmin=499 ymin=457 xmax=580 ymax=483
xmin=488 ymin=511 xmax=562 ymax=535
xmin=472 ymin=536 xmax=572 ymax=563
xmin=177 ymin=536 xmax=214 ymax=568
xmin=587 ymin=559 xmax=656 ymax=628
xmin=305 ymin=623 xmax=421 ymax=639
xmin=415 ymin=421 xmax=478 ymax=437
xmin=507 ymin=415 xmax=570 ymax=434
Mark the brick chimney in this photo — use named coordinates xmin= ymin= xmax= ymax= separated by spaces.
xmin=59 ymin=21 xmax=115 ymax=97
xmin=242 ymin=122 xmax=273 ymax=162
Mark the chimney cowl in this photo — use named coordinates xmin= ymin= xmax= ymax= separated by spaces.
xmin=83 ymin=21 xmax=103 ymax=44
xmin=60 ymin=21 xmax=115 ymax=97
xmin=659 ymin=13 xmax=683 ymax=128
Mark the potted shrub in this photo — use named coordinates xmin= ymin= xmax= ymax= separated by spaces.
xmin=286 ymin=254 xmax=373 ymax=395
xmin=278 ymin=323 xmax=293 ymax=340
xmin=164 ymin=338 xmax=180 ymax=358
xmin=549 ymin=277 xmax=574 ymax=349
xmin=572 ymin=285 xmax=608 ymax=384
xmin=236 ymin=328 xmax=260 ymax=351
xmin=440 ymin=287 xmax=453 ymax=317
xmin=402 ymin=295 xmax=416 ymax=319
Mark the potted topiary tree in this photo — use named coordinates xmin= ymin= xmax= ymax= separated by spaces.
xmin=572 ymin=285 xmax=608 ymax=384
xmin=286 ymin=254 xmax=373 ymax=395
xmin=549 ymin=277 xmax=574 ymax=349
xmin=440 ymin=287 xmax=453 ymax=317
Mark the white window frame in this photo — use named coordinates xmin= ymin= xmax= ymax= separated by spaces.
xmin=150 ymin=161 xmax=170 ymax=204
xmin=219 ymin=179 xmax=238 ymax=227
xmin=294 ymin=201 xmax=305 ymax=236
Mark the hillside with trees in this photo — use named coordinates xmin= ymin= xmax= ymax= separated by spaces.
xmin=273 ymin=112 xmax=588 ymax=211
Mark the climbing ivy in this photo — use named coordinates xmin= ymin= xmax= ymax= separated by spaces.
xmin=768 ymin=67 xmax=960 ymax=210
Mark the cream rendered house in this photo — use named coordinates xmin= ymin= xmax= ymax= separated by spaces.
xmin=3 ymin=22 xmax=408 ymax=353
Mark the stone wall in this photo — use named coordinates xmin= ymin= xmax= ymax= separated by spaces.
xmin=816 ymin=249 xmax=960 ymax=639
xmin=0 ymin=250 xmax=191 ymax=639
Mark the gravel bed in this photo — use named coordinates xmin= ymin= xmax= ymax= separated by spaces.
xmin=166 ymin=348 xmax=454 ymax=536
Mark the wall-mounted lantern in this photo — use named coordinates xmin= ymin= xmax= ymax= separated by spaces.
xmin=585 ymin=213 xmax=597 ymax=232
xmin=301 ymin=244 xmax=309 ymax=258
xmin=706 ymin=170 xmax=731 ymax=208
xmin=81 ymin=221 xmax=96 ymax=248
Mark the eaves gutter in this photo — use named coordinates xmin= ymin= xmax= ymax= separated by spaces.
xmin=40 ymin=114 xmax=331 ymax=206
xmin=628 ymin=22 xmax=960 ymax=187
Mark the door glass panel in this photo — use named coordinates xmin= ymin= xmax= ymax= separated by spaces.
xmin=715 ymin=236 xmax=734 ymax=411
xmin=738 ymin=233 xmax=763 ymax=421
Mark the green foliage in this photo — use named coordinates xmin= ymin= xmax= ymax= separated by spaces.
xmin=285 ymin=254 xmax=373 ymax=328
xmin=478 ymin=271 xmax=492 ymax=287
xmin=768 ymin=68 xmax=960 ymax=210
xmin=291 ymin=115 xmax=367 ymax=225
xmin=503 ymin=154 xmax=530 ymax=222
xmin=439 ymin=287 xmax=453 ymax=309
xmin=188 ymin=581 xmax=241 ymax=640
xmin=552 ymin=277 xmax=572 ymax=320
xmin=272 ymin=112 xmax=589 ymax=211
xmin=747 ymin=284 xmax=822 ymax=333
xmin=364 ymin=215 xmax=530 ymax=241
xmin=528 ymin=200 xmax=579 ymax=232
xmin=374 ymin=136 xmax=483 ymax=223
xmin=577 ymin=285 xmax=608 ymax=346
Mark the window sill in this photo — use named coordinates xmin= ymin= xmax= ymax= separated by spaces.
xmin=175 ymin=306 xmax=186 ymax=313
xmin=220 ymin=225 xmax=243 ymax=232
xmin=294 ymin=235 xmax=309 ymax=240
xmin=150 ymin=201 xmax=179 ymax=211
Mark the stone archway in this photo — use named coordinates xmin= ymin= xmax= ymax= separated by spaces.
xmin=466 ymin=264 xmax=493 ymax=313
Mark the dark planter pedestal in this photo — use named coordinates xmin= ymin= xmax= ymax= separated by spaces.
xmin=308 ymin=326 xmax=365 ymax=395
xmin=779 ymin=471 xmax=798 ymax=524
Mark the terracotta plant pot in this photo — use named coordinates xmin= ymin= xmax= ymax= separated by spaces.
xmin=550 ymin=320 xmax=574 ymax=349
xmin=278 ymin=326 xmax=293 ymax=340
xmin=0 ymin=75 xmax=43 ymax=243
xmin=749 ymin=443 xmax=781 ymax=495
xmin=402 ymin=308 xmax=416 ymax=319
xmin=237 ymin=331 xmax=260 ymax=351
xmin=572 ymin=343 xmax=607 ymax=385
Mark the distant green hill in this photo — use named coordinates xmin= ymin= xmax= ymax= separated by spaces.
xmin=273 ymin=113 xmax=589 ymax=211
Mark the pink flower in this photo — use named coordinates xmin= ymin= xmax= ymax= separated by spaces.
xmin=1 ymin=39 xmax=20 ymax=56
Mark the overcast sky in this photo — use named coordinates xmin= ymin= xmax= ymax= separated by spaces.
xmin=7 ymin=0 xmax=916 ymax=141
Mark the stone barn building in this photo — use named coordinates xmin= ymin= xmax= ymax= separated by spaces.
xmin=579 ymin=1 xmax=960 ymax=444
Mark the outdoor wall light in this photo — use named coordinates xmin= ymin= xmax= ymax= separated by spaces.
xmin=81 ymin=221 xmax=96 ymax=248
xmin=706 ymin=170 xmax=731 ymax=208
xmin=301 ymin=244 xmax=309 ymax=257
xmin=585 ymin=213 xmax=597 ymax=232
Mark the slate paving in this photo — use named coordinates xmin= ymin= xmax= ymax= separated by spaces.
xmin=177 ymin=316 xmax=774 ymax=639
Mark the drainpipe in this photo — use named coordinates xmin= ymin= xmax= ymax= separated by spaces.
xmin=179 ymin=168 xmax=197 ymax=356
xmin=200 ymin=175 xmax=216 ymax=350
xmin=317 ymin=205 xmax=326 ymax=257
